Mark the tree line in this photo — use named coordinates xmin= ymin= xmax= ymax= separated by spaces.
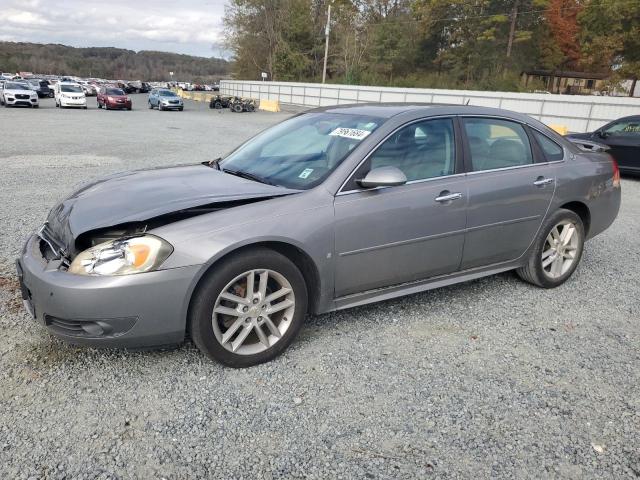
xmin=0 ymin=42 xmax=230 ymax=81
xmin=224 ymin=0 xmax=640 ymax=92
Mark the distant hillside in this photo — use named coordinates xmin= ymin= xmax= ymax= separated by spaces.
xmin=0 ymin=42 xmax=229 ymax=81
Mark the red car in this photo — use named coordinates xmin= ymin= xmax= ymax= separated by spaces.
xmin=97 ymin=87 xmax=132 ymax=110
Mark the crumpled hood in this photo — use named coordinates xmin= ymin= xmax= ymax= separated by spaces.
xmin=46 ymin=164 xmax=297 ymax=251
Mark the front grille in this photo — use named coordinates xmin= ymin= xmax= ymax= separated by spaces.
xmin=45 ymin=315 xmax=137 ymax=338
xmin=16 ymin=94 xmax=29 ymax=99
xmin=169 ymin=100 xmax=179 ymax=104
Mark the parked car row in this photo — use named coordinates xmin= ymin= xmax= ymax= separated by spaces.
xmin=0 ymin=80 xmax=187 ymax=113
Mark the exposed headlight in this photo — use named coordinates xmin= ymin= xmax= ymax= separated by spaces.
xmin=69 ymin=235 xmax=173 ymax=276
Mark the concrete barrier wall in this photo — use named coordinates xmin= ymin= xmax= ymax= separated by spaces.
xmin=220 ymin=80 xmax=640 ymax=133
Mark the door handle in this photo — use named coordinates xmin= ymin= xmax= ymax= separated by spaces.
xmin=435 ymin=192 xmax=463 ymax=203
xmin=533 ymin=177 xmax=554 ymax=186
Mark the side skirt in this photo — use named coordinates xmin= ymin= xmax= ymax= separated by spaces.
xmin=330 ymin=260 xmax=524 ymax=312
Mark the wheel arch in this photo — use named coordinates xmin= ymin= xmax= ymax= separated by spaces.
xmin=184 ymin=241 xmax=323 ymax=333
xmin=559 ymin=201 xmax=591 ymax=236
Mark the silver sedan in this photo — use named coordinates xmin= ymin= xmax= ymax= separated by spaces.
xmin=17 ymin=104 xmax=621 ymax=367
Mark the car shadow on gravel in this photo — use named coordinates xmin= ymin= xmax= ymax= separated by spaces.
xmin=3 ymin=269 xmax=518 ymax=368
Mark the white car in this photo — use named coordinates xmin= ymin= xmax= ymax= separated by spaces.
xmin=54 ymin=82 xmax=87 ymax=109
xmin=0 ymin=80 xmax=39 ymax=108
xmin=77 ymin=80 xmax=97 ymax=96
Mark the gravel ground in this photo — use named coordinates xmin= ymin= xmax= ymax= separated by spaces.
xmin=0 ymin=96 xmax=639 ymax=479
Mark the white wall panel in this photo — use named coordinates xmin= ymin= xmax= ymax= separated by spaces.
xmin=221 ymin=80 xmax=640 ymax=132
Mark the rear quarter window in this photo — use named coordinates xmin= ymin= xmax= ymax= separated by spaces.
xmin=532 ymin=130 xmax=564 ymax=162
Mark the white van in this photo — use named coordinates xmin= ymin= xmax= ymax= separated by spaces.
xmin=54 ymin=82 xmax=87 ymax=109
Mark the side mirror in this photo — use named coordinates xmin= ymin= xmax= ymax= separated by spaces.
xmin=357 ymin=166 xmax=407 ymax=189
xmin=596 ymin=130 xmax=608 ymax=139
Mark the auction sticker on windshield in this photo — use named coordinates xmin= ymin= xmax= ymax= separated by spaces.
xmin=329 ymin=128 xmax=372 ymax=140
xmin=299 ymin=168 xmax=314 ymax=179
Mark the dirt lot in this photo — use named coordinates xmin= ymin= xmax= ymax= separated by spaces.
xmin=0 ymin=96 xmax=638 ymax=479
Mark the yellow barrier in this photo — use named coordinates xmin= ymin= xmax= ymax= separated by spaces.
xmin=549 ymin=124 xmax=569 ymax=135
xmin=259 ymin=99 xmax=281 ymax=112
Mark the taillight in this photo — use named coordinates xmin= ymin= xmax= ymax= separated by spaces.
xmin=611 ymin=156 xmax=621 ymax=188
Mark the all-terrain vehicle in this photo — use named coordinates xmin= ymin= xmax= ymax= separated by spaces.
xmin=229 ymin=96 xmax=257 ymax=113
xmin=209 ymin=94 xmax=231 ymax=109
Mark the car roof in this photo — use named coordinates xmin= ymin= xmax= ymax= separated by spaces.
xmin=307 ymin=103 xmax=538 ymax=123
xmin=611 ymin=115 xmax=640 ymax=122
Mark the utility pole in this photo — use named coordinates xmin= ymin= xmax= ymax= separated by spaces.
xmin=322 ymin=4 xmax=331 ymax=84
xmin=506 ymin=0 xmax=519 ymax=58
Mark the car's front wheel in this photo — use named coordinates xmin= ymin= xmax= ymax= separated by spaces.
xmin=517 ymin=209 xmax=585 ymax=288
xmin=190 ymin=248 xmax=308 ymax=367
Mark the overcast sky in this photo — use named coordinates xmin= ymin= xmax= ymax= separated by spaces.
xmin=0 ymin=0 xmax=229 ymax=58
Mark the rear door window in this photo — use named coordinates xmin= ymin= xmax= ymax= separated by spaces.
xmin=463 ymin=118 xmax=533 ymax=171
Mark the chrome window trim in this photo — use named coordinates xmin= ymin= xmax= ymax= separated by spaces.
xmin=336 ymin=115 xmax=458 ymax=195
xmin=465 ymin=159 xmax=564 ymax=176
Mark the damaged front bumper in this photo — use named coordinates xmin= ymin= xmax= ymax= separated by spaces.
xmin=17 ymin=234 xmax=200 ymax=348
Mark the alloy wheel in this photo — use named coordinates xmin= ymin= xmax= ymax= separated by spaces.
xmin=541 ymin=221 xmax=579 ymax=279
xmin=212 ymin=269 xmax=295 ymax=355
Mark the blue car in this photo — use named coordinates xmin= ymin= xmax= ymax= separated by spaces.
xmin=148 ymin=89 xmax=184 ymax=111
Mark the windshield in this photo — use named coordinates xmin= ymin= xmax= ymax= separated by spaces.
xmin=5 ymin=82 xmax=29 ymax=90
xmin=106 ymin=88 xmax=125 ymax=95
xmin=158 ymin=90 xmax=177 ymax=97
xmin=61 ymin=85 xmax=83 ymax=93
xmin=220 ymin=112 xmax=384 ymax=189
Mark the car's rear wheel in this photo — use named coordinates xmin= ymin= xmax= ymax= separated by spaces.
xmin=190 ymin=248 xmax=308 ymax=367
xmin=516 ymin=209 xmax=584 ymax=288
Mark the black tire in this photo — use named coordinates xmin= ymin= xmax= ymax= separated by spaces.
xmin=189 ymin=248 xmax=308 ymax=368
xmin=214 ymin=101 xmax=222 ymax=109
xmin=179 ymin=107 xmax=183 ymax=111
xmin=232 ymin=103 xmax=243 ymax=113
xmin=127 ymin=107 xmax=132 ymax=111
xmin=97 ymin=101 xmax=101 ymax=109
xmin=516 ymin=208 xmax=585 ymax=288
xmin=33 ymin=105 xmax=39 ymax=108
xmin=246 ymin=104 xmax=255 ymax=112
xmin=148 ymin=101 xmax=153 ymax=109
xmin=158 ymin=104 xmax=164 ymax=111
